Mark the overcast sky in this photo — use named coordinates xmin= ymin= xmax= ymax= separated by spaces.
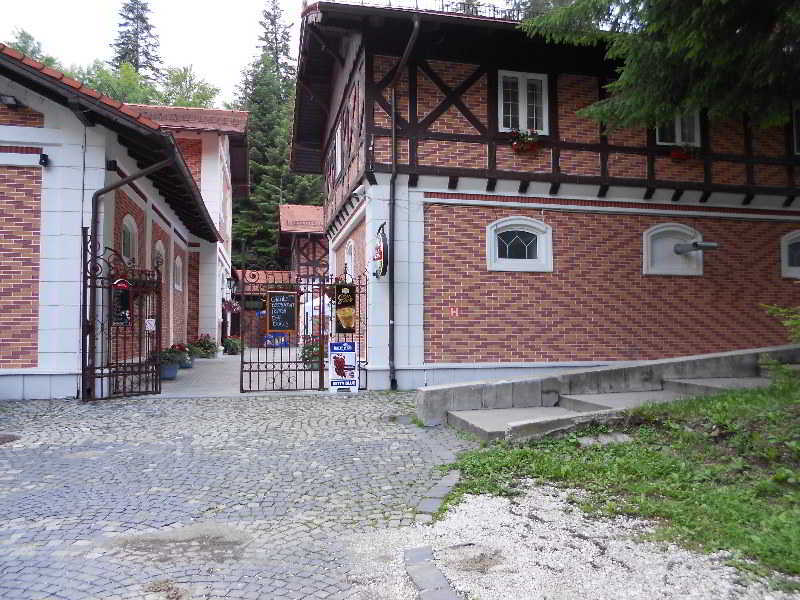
xmin=0 ymin=0 xmax=305 ymax=107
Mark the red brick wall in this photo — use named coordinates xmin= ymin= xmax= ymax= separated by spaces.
xmin=152 ymin=223 xmax=171 ymax=348
xmin=753 ymin=126 xmax=786 ymax=158
xmin=187 ymin=251 xmax=200 ymax=340
xmin=496 ymin=145 xmax=552 ymax=173
xmin=755 ymin=165 xmax=789 ymax=188
xmin=712 ymin=161 xmax=747 ymax=186
xmin=172 ymin=244 xmax=187 ymax=344
xmin=0 ymin=105 xmax=43 ymax=127
xmin=655 ymin=156 xmax=705 ymax=183
xmin=0 ymin=166 xmax=41 ymax=368
xmin=558 ymin=74 xmax=600 ymax=144
xmin=113 ymin=190 xmax=146 ymax=267
xmin=374 ymin=136 xmax=409 ymax=165
xmin=424 ymin=203 xmax=798 ymax=363
xmin=334 ymin=220 xmax=366 ymax=279
xmin=560 ymin=150 xmax=600 ymax=177
xmin=609 ymin=153 xmax=646 ymax=179
xmin=710 ymin=120 xmax=745 ymax=154
xmin=419 ymin=140 xmax=486 ymax=169
xmin=177 ymin=138 xmax=202 ymax=186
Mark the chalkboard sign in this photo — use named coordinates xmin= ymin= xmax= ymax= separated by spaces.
xmin=267 ymin=292 xmax=297 ymax=333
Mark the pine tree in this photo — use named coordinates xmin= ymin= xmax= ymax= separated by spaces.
xmin=110 ymin=0 xmax=162 ymax=81
xmin=230 ymin=0 xmax=323 ymax=270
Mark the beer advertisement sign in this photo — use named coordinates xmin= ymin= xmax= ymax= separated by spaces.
xmin=334 ymin=283 xmax=356 ymax=334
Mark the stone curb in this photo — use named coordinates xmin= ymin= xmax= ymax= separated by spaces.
xmin=404 ymin=546 xmax=462 ymax=600
xmin=415 ymin=471 xmax=460 ymax=523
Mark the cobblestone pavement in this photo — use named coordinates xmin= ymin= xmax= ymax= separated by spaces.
xmin=0 ymin=392 xmax=474 ymax=600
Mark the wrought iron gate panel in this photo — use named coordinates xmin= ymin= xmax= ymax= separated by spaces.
xmin=239 ymin=268 xmax=368 ymax=392
xmin=81 ymin=227 xmax=162 ymax=400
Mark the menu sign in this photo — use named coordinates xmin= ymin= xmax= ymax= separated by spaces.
xmin=329 ymin=341 xmax=358 ymax=393
xmin=111 ymin=279 xmax=132 ymax=327
xmin=335 ymin=284 xmax=356 ymax=334
xmin=268 ymin=292 xmax=297 ymax=333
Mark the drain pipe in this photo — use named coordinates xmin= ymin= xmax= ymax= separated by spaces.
xmin=388 ymin=16 xmax=420 ymax=391
xmin=84 ymin=156 xmax=175 ymax=401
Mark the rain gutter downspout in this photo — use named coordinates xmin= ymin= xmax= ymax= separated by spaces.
xmin=84 ymin=155 xmax=175 ymax=401
xmin=388 ymin=16 xmax=420 ymax=391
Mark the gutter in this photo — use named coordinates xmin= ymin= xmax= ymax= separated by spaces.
xmin=388 ymin=16 xmax=420 ymax=390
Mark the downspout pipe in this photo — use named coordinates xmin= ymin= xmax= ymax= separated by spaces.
xmin=388 ymin=16 xmax=420 ymax=391
xmin=84 ymin=155 xmax=175 ymax=401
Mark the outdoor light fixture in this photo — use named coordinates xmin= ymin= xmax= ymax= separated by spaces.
xmin=38 ymin=153 xmax=49 ymax=167
xmin=674 ymin=241 xmax=720 ymax=255
xmin=227 ymin=276 xmax=238 ymax=294
xmin=0 ymin=95 xmax=20 ymax=107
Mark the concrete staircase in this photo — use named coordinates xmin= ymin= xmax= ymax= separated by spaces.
xmin=414 ymin=346 xmax=800 ymax=443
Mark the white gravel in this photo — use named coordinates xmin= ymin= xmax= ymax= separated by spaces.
xmin=343 ymin=481 xmax=800 ymax=600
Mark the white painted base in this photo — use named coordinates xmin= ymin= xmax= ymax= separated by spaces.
xmin=0 ymin=373 xmax=79 ymax=400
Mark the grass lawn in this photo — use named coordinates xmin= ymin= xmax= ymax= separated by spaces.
xmin=441 ymin=378 xmax=800 ymax=585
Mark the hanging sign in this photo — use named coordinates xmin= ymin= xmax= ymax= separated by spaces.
xmin=372 ymin=223 xmax=388 ymax=278
xmin=111 ymin=279 xmax=132 ymax=327
xmin=144 ymin=318 xmax=156 ymax=332
xmin=334 ymin=284 xmax=356 ymax=333
xmin=267 ymin=291 xmax=298 ymax=333
xmin=329 ymin=341 xmax=358 ymax=392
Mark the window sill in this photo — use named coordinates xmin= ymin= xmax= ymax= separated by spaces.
xmin=487 ymin=261 xmax=553 ymax=273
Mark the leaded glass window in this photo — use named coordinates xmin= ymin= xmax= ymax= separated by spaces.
xmin=498 ymin=230 xmax=537 ymax=260
xmin=498 ymin=71 xmax=548 ymax=134
xmin=501 ymin=76 xmax=519 ymax=130
xmin=526 ymin=79 xmax=543 ymax=132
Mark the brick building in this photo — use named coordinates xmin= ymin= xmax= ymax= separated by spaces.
xmin=0 ymin=44 xmax=247 ymax=399
xmin=291 ymin=2 xmax=800 ymax=390
xmin=278 ymin=204 xmax=328 ymax=278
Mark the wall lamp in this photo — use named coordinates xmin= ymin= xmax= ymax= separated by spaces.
xmin=674 ymin=241 xmax=720 ymax=255
xmin=0 ymin=95 xmax=20 ymax=108
xmin=227 ymin=276 xmax=238 ymax=294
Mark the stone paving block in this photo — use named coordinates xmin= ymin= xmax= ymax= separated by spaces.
xmin=404 ymin=546 xmax=433 ymax=564
xmin=420 ymin=589 xmax=463 ymax=600
xmin=405 ymin=563 xmax=450 ymax=591
xmin=416 ymin=497 xmax=443 ymax=514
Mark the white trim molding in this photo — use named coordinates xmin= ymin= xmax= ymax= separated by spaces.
xmin=486 ymin=215 xmax=553 ymax=272
xmin=643 ymin=222 xmax=703 ymax=276
xmin=780 ymin=230 xmax=800 ymax=278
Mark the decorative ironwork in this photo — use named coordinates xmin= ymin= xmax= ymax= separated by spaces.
xmin=319 ymin=0 xmax=530 ymax=21
xmin=81 ymin=227 xmax=162 ymax=401
xmin=238 ymin=264 xmax=368 ymax=392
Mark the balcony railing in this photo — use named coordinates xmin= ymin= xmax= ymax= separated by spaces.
xmin=307 ymin=1 xmax=531 ymax=21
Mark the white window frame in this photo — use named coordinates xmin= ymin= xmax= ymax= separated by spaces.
xmin=344 ymin=239 xmax=355 ymax=280
xmin=486 ymin=216 xmax=553 ymax=272
xmin=780 ymin=231 xmax=800 ymax=279
xmin=642 ymin=223 xmax=704 ymax=276
xmin=121 ymin=215 xmax=137 ymax=264
xmin=656 ymin=112 xmax=701 ymax=147
xmin=333 ymin=123 xmax=343 ymax=178
xmin=498 ymin=70 xmax=549 ymax=135
xmin=174 ymin=256 xmax=183 ymax=291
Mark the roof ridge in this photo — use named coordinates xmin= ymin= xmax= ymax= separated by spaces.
xmin=126 ymin=103 xmax=249 ymax=115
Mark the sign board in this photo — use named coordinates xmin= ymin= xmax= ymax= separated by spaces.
xmin=334 ymin=284 xmax=356 ymax=334
xmin=144 ymin=318 xmax=156 ymax=332
xmin=111 ymin=279 xmax=132 ymax=327
xmin=372 ymin=223 xmax=388 ymax=278
xmin=267 ymin=292 xmax=298 ymax=333
xmin=329 ymin=341 xmax=358 ymax=392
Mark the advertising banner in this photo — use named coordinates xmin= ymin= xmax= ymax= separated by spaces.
xmin=334 ymin=284 xmax=356 ymax=333
xmin=329 ymin=341 xmax=358 ymax=393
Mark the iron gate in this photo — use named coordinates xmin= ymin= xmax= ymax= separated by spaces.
xmin=81 ymin=227 xmax=162 ymax=400
xmin=239 ymin=268 xmax=368 ymax=392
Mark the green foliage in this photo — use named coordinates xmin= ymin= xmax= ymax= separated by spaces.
xmin=153 ymin=348 xmax=186 ymax=365
xmin=444 ymin=384 xmax=800 ymax=575
xmin=222 ymin=336 xmax=242 ymax=355
xmin=300 ymin=337 xmax=327 ymax=367
xmin=764 ymin=304 xmax=800 ymax=343
xmin=110 ymin=0 xmax=163 ymax=81
xmin=192 ymin=334 xmax=218 ymax=357
xmin=158 ymin=65 xmax=219 ymax=108
xmin=70 ymin=60 xmax=160 ymax=104
xmin=521 ymin=0 xmax=800 ymax=129
xmin=4 ymin=28 xmax=60 ymax=68
xmin=230 ymin=0 xmax=323 ymax=269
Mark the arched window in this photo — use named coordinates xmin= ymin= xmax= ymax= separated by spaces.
xmin=121 ymin=215 xmax=138 ymax=265
xmin=486 ymin=216 xmax=553 ymax=272
xmin=174 ymin=256 xmax=183 ymax=290
xmin=643 ymin=223 xmax=703 ymax=276
xmin=781 ymin=231 xmax=800 ymax=278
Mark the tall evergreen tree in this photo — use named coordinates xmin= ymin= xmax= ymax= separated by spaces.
xmin=230 ymin=0 xmax=323 ymax=270
xmin=110 ymin=0 xmax=162 ymax=81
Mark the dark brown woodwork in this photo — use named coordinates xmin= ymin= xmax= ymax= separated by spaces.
xmin=548 ymin=72 xmax=560 ymax=176
xmin=486 ymin=178 xmax=497 ymax=192
xmin=408 ymin=173 xmax=419 ymax=187
xmin=415 ymin=61 xmax=487 ymax=134
xmin=487 ymin=63 xmax=498 ymax=171
xmin=598 ymin=77 xmax=608 ymax=179
xmin=549 ymin=182 xmax=560 ymax=196
xmin=409 ymin=61 xmax=418 ymax=166
xmin=597 ymin=184 xmax=609 ymax=198
xmin=643 ymin=187 xmax=655 ymax=200
xmin=743 ymin=115 xmax=754 ymax=187
xmin=448 ymin=176 xmax=458 ymax=189
xmin=742 ymin=193 xmax=754 ymax=205
xmin=700 ymin=191 xmax=711 ymax=203
xmin=784 ymin=196 xmax=796 ymax=207
xmin=671 ymin=189 xmax=684 ymax=203
xmin=701 ymin=110 xmax=711 ymax=187
xmin=518 ymin=180 xmax=529 ymax=194
xmin=646 ymin=129 xmax=656 ymax=185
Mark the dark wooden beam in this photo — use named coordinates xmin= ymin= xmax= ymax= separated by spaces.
xmin=643 ymin=187 xmax=655 ymax=200
xmin=597 ymin=184 xmax=609 ymax=198
xmin=518 ymin=180 xmax=529 ymax=194
xmin=307 ymin=25 xmax=345 ymax=67
xmin=365 ymin=171 xmax=377 ymax=185
xmin=408 ymin=173 xmax=418 ymax=187
xmin=671 ymin=189 xmax=684 ymax=203
xmin=486 ymin=178 xmax=497 ymax=192
xmin=784 ymin=196 xmax=796 ymax=208
xmin=742 ymin=193 xmax=754 ymax=205
xmin=699 ymin=191 xmax=711 ymax=203
xmin=448 ymin=176 xmax=459 ymax=190
xmin=416 ymin=62 xmax=487 ymax=134
xmin=549 ymin=182 xmax=560 ymax=196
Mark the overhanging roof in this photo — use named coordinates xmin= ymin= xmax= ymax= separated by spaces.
xmin=0 ymin=44 xmax=221 ymax=242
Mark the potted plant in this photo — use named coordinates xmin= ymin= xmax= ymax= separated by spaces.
xmin=300 ymin=336 xmax=327 ymax=370
xmin=193 ymin=334 xmax=219 ymax=358
xmin=153 ymin=348 xmax=184 ymax=380
xmin=669 ymin=145 xmax=698 ymax=161
xmin=223 ymin=336 xmax=242 ymax=355
xmin=171 ymin=343 xmax=193 ymax=369
xmin=187 ymin=342 xmax=203 ymax=361
xmin=510 ymin=129 xmax=540 ymax=153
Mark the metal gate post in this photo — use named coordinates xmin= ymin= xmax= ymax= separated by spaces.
xmin=318 ymin=279 xmax=325 ymax=390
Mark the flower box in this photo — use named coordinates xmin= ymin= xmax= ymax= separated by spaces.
xmin=512 ymin=141 xmax=539 ymax=154
xmin=669 ymin=147 xmax=695 ymax=161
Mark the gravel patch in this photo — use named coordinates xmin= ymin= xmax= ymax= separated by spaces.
xmin=344 ymin=481 xmax=800 ymax=600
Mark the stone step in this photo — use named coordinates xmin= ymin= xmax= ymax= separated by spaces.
xmin=558 ymin=390 xmax=684 ymax=412
xmin=447 ymin=407 xmax=580 ymax=442
xmin=663 ymin=377 xmax=772 ymax=396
